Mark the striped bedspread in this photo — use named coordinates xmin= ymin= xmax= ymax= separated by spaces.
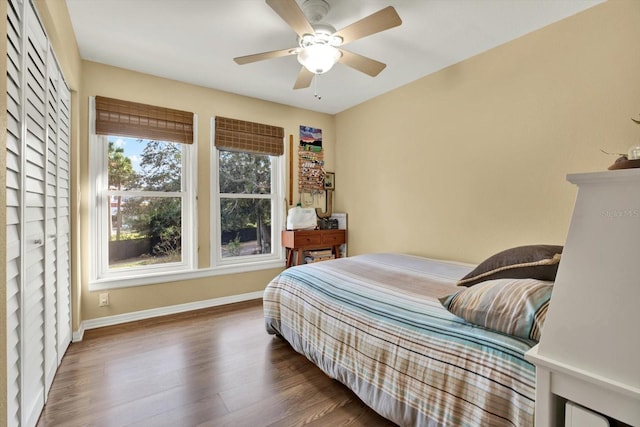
xmin=263 ymin=253 xmax=536 ymax=427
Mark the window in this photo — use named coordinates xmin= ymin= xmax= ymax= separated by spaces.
xmin=89 ymin=97 xmax=196 ymax=287
xmin=106 ymin=138 xmax=185 ymax=267
xmin=211 ymin=117 xmax=285 ymax=267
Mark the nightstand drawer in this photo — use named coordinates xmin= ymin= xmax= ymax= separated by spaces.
xmin=320 ymin=230 xmax=346 ymax=245
xmin=292 ymin=232 xmax=323 ymax=246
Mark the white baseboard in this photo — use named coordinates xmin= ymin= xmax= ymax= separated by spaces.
xmin=72 ymin=290 xmax=264 ymax=342
xmin=73 ymin=324 xmax=85 ymax=342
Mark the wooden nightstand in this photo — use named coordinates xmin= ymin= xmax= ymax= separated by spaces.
xmin=282 ymin=229 xmax=346 ymax=268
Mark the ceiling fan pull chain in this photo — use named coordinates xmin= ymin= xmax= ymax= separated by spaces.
xmin=314 ymin=74 xmax=322 ymax=100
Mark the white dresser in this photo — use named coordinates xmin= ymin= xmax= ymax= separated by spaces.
xmin=525 ymin=169 xmax=640 ymax=427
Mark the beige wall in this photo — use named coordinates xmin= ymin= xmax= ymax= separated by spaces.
xmin=335 ymin=0 xmax=640 ymax=264
xmin=79 ymin=62 xmax=335 ymax=322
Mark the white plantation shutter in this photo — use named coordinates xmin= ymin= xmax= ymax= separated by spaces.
xmin=6 ymin=0 xmax=26 ymax=425
xmin=22 ymin=3 xmax=48 ymax=426
xmin=56 ymin=79 xmax=72 ymax=361
xmin=5 ymin=0 xmax=72 ymax=425
xmin=44 ymin=47 xmax=60 ymax=394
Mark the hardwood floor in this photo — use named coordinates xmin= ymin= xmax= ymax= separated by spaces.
xmin=37 ymin=300 xmax=396 ymax=427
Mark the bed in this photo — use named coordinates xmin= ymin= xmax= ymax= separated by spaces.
xmin=264 ymin=250 xmax=561 ymax=426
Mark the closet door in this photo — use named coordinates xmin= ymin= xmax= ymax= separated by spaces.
xmin=44 ymin=56 xmax=72 ymax=379
xmin=6 ymin=0 xmax=26 ymax=424
xmin=44 ymin=48 xmax=60 ymax=394
xmin=56 ymin=77 xmax=72 ymax=361
xmin=22 ymin=3 xmax=49 ymax=426
xmin=5 ymin=0 xmax=72 ymax=425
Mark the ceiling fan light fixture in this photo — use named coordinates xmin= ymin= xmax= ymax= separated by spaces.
xmin=234 ymin=0 xmax=402 ymax=89
xmin=297 ymin=44 xmax=341 ymax=74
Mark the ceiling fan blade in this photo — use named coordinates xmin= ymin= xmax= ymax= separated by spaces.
xmin=334 ymin=6 xmax=402 ymax=45
xmin=266 ymin=0 xmax=315 ymax=38
xmin=293 ymin=67 xmax=314 ymax=89
xmin=338 ymin=49 xmax=386 ymax=77
xmin=234 ymin=48 xmax=296 ymax=65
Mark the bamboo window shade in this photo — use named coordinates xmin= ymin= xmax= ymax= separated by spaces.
xmin=215 ymin=116 xmax=284 ymax=156
xmin=95 ymin=96 xmax=194 ymax=144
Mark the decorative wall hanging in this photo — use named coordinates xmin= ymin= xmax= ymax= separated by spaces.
xmin=316 ymin=188 xmax=333 ymax=219
xmin=300 ymin=125 xmax=322 ymax=151
xmin=324 ymin=172 xmax=335 ymax=190
xmin=298 ymin=150 xmax=325 ymax=194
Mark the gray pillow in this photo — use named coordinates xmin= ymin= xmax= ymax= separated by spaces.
xmin=457 ymin=245 xmax=562 ymax=287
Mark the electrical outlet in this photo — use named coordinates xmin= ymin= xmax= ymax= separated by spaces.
xmin=99 ymin=292 xmax=110 ymax=307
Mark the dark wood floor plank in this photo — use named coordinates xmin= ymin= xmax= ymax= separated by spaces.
xmin=37 ymin=299 xmax=395 ymax=426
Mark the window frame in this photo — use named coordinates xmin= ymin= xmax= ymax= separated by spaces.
xmin=210 ymin=118 xmax=285 ymax=269
xmin=88 ymin=97 xmax=198 ymax=290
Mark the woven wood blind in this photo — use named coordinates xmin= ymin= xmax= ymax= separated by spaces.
xmin=215 ymin=116 xmax=284 ymax=156
xmin=95 ymin=96 xmax=194 ymax=144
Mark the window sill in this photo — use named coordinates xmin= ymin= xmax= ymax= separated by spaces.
xmin=89 ymin=258 xmax=286 ymax=291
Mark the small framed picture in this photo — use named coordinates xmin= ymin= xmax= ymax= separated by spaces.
xmin=324 ymin=172 xmax=335 ymax=190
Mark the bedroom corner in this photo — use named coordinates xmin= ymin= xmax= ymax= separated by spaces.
xmin=334 ymin=0 xmax=640 ymax=264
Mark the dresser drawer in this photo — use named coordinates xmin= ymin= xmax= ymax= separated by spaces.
xmin=282 ymin=229 xmax=346 ymax=248
xmin=320 ymin=230 xmax=346 ymax=245
xmin=291 ymin=232 xmax=323 ymax=246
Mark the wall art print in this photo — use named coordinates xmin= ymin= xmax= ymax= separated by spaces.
xmin=300 ymin=125 xmax=322 ymax=151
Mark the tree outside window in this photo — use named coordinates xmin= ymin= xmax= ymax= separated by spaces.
xmin=218 ymin=150 xmax=273 ymax=258
xmin=107 ymin=137 xmax=184 ymax=268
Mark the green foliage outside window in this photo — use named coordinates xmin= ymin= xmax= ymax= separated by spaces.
xmin=109 ymin=139 xmax=183 ymax=266
xmin=108 ymin=142 xmax=136 ymax=242
xmin=219 ymin=151 xmax=272 ymax=257
xmin=107 ymin=141 xmax=275 ymax=266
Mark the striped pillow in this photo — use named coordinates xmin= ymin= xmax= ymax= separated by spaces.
xmin=439 ymin=278 xmax=553 ymax=341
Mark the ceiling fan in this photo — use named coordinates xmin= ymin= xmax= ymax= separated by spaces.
xmin=234 ymin=0 xmax=402 ymax=90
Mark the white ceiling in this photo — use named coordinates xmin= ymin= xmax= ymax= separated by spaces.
xmin=65 ymin=0 xmax=604 ymax=114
